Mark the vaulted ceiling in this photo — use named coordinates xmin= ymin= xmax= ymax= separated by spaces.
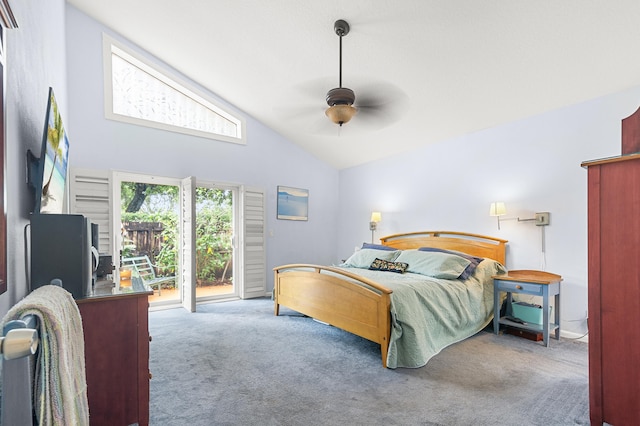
xmin=68 ymin=0 xmax=640 ymax=169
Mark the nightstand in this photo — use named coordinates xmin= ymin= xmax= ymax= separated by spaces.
xmin=493 ymin=270 xmax=562 ymax=347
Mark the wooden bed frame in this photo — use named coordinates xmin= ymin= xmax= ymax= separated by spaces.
xmin=273 ymin=231 xmax=507 ymax=368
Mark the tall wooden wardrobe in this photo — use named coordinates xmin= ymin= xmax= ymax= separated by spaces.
xmin=582 ymin=107 xmax=640 ymax=425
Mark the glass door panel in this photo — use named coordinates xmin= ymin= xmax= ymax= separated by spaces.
xmin=195 ymin=185 xmax=237 ymax=300
xmin=119 ymin=180 xmax=180 ymax=306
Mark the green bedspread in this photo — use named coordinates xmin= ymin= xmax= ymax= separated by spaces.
xmin=338 ymin=259 xmax=505 ymax=369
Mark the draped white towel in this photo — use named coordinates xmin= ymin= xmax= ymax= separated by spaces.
xmin=1 ymin=285 xmax=90 ymax=426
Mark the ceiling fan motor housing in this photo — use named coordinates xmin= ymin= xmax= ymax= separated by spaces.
xmin=326 ymin=87 xmax=355 ymax=106
xmin=334 ymin=19 xmax=350 ymax=37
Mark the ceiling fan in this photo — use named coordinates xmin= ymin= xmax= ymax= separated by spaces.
xmin=323 ymin=19 xmax=408 ymax=129
xmin=325 ymin=19 xmax=357 ymax=127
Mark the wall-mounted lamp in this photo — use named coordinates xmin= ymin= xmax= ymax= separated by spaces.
xmin=369 ymin=212 xmax=382 ymax=243
xmin=489 ymin=202 xmax=506 ymax=230
xmin=518 ymin=212 xmax=551 ymax=226
xmin=489 ymin=202 xmax=551 ymax=230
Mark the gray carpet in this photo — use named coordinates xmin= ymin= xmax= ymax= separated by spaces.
xmin=149 ymin=297 xmax=589 ymax=426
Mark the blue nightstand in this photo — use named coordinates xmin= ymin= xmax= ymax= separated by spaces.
xmin=493 ymin=270 xmax=562 ymax=347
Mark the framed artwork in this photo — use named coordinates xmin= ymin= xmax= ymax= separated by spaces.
xmin=277 ymin=186 xmax=308 ymax=221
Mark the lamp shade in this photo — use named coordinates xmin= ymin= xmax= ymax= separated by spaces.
xmin=370 ymin=212 xmax=382 ymax=223
xmin=325 ymin=104 xmax=357 ymax=126
xmin=489 ymin=202 xmax=506 ymax=217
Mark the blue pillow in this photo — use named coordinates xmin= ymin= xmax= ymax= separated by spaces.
xmin=418 ymin=247 xmax=484 ymax=280
xmin=361 ymin=242 xmax=397 ymax=251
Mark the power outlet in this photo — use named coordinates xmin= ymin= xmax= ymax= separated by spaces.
xmin=535 ymin=212 xmax=550 ymax=226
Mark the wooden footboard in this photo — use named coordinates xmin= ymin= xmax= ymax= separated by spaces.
xmin=273 ymin=231 xmax=507 ymax=369
xmin=274 ymin=264 xmax=392 ymax=368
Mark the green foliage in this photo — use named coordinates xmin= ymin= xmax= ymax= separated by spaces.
xmin=120 ymin=236 xmax=137 ymax=258
xmin=121 ymin=185 xmax=233 ymax=283
xmin=195 ymin=188 xmax=233 ymax=283
xmin=195 ymin=205 xmax=232 ymax=283
xmin=121 ymin=182 xmax=179 ymax=213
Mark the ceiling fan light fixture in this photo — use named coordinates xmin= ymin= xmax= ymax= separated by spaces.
xmin=325 ymin=104 xmax=357 ymax=126
xmin=324 ymin=19 xmax=358 ymax=128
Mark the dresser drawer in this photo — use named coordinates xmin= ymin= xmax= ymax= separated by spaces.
xmin=494 ymin=280 xmax=543 ymax=296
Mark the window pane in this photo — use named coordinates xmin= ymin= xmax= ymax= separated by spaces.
xmin=110 ymin=50 xmax=240 ymax=139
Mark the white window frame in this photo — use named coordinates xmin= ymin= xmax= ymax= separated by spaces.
xmin=102 ymin=33 xmax=246 ymax=145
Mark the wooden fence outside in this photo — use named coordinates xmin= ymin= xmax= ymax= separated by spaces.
xmin=123 ymin=221 xmax=232 ymax=284
xmin=122 ymin=221 xmax=165 ymax=264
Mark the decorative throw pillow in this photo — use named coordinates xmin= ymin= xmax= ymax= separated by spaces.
xmin=342 ymin=248 xmax=401 ymax=269
xmin=369 ymin=258 xmax=409 ymax=274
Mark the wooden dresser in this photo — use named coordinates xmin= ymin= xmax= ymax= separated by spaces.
xmin=582 ymin=107 xmax=640 ymax=425
xmin=76 ymin=290 xmax=151 ymax=426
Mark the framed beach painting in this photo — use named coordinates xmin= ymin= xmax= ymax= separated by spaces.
xmin=277 ymin=186 xmax=308 ymax=221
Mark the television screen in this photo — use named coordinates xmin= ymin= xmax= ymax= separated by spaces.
xmin=36 ymin=87 xmax=69 ymax=214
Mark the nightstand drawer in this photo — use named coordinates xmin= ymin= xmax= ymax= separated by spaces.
xmin=495 ymin=280 xmax=543 ymax=295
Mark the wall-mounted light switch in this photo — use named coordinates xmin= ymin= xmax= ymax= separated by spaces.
xmin=535 ymin=212 xmax=550 ymax=226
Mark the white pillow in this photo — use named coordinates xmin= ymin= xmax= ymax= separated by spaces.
xmin=395 ymin=250 xmax=471 ymax=279
xmin=343 ymin=249 xmax=400 ymax=269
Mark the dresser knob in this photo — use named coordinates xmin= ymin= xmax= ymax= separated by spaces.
xmin=516 ymin=285 xmax=523 ymax=289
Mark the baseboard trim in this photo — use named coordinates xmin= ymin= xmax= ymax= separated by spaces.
xmin=560 ymin=329 xmax=589 ymax=343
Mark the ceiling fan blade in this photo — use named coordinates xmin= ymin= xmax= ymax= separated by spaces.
xmin=353 ymin=82 xmax=409 ymax=129
xmin=290 ymin=77 xmax=336 ymax=101
xmin=274 ymin=104 xmax=323 ymax=121
xmin=274 ymin=103 xmax=342 ymax=136
xmin=355 ymin=81 xmax=408 ymax=108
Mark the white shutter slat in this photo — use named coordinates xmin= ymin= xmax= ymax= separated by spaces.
xmin=241 ymin=187 xmax=266 ymax=298
xmin=69 ymin=168 xmax=112 ymax=255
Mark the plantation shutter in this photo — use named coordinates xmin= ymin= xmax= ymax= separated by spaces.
xmin=69 ymin=168 xmax=112 ymax=255
xmin=240 ymin=186 xmax=266 ymax=298
xmin=180 ymin=176 xmax=196 ymax=312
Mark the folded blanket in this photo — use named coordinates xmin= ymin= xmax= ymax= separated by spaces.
xmin=1 ymin=285 xmax=89 ymax=425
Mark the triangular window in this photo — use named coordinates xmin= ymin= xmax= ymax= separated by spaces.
xmin=103 ymin=34 xmax=245 ymax=145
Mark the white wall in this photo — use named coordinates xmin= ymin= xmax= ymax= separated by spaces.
xmin=338 ymin=86 xmax=640 ymax=336
xmin=64 ymin=6 xmax=339 ymax=293
xmin=0 ymin=0 xmax=68 ymax=314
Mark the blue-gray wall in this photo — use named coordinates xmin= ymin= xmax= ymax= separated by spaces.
xmin=4 ymin=2 xmax=640 ymax=339
xmin=0 ymin=0 xmax=68 ymax=314
xmin=64 ymin=5 xmax=340 ymax=294
xmin=337 ymin=87 xmax=640 ymax=336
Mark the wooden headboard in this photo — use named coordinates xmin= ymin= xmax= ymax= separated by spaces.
xmin=379 ymin=231 xmax=507 ymax=265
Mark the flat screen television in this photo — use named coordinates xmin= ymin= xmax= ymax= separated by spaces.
xmin=27 ymin=87 xmax=70 ymax=214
